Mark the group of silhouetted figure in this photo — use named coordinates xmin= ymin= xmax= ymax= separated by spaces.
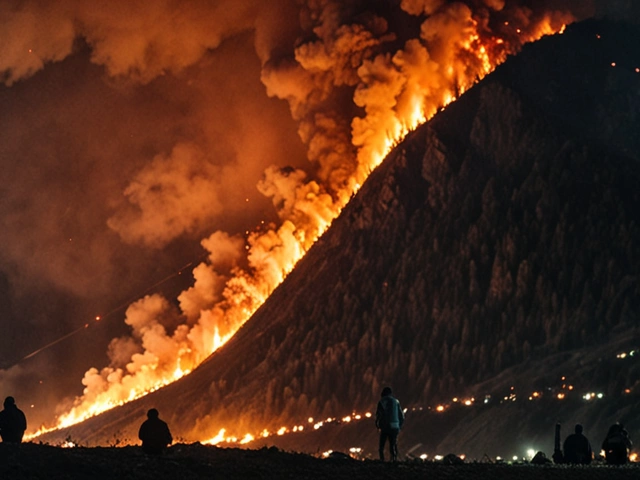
xmin=551 ymin=421 xmax=634 ymax=465
xmin=0 ymin=391 xmax=635 ymax=464
xmin=0 ymin=395 xmax=173 ymax=455
xmin=375 ymin=387 xmax=636 ymax=466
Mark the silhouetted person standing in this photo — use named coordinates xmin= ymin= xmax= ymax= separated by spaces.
xmin=138 ymin=408 xmax=172 ymax=455
xmin=0 ymin=396 xmax=27 ymax=443
xmin=602 ymin=423 xmax=633 ymax=465
xmin=563 ymin=424 xmax=592 ymax=464
xmin=552 ymin=423 xmax=564 ymax=463
xmin=375 ymin=386 xmax=404 ymax=462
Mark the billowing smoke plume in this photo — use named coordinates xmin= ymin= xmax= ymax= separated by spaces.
xmin=0 ymin=0 xmax=595 ymax=432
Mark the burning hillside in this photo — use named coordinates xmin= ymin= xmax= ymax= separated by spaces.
xmin=34 ymin=14 xmax=640 ymax=461
xmin=6 ymin=0 xmax=584 ymax=437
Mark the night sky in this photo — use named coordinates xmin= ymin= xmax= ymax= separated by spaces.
xmin=0 ymin=0 xmax=603 ymax=431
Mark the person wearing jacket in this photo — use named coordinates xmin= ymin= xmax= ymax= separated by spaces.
xmin=0 ymin=396 xmax=27 ymax=443
xmin=375 ymin=386 xmax=404 ymax=462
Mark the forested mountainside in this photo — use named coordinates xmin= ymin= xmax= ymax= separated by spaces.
xmin=42 ymin=18 xmax=640 ymax=451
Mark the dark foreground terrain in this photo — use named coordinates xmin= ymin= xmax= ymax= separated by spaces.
xmin=2 ymin=443 xmax=639 ymax=480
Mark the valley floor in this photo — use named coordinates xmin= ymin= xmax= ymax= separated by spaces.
xmin=1 ymin=443 xmax=639 ymax=480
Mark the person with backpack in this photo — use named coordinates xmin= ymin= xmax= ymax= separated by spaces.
xmin=601 ymin=423 xmax=633 ymax=464
xmin=375 ymin=386 xmax=404 ymax=462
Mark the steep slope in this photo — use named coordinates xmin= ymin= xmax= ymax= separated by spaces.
xmin=41 ymin=18 xmax=640 ymax=457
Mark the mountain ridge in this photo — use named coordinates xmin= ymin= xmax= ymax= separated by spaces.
xmin=39 ymin=18 xmax=640 ymax=458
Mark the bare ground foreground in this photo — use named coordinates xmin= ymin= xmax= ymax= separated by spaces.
xmin=1 ymin=443 xmax=639 ymax=480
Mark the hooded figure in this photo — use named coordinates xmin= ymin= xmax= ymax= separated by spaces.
xmin=602 ymin=423 xmax=633 ymax=465
xmin=138 ymin=408 xmax=173 ymax=454
xmin=0 ymin=396 xmax=27 ymax=443
xmin=375 ymin=386 xmax=404 ymax=462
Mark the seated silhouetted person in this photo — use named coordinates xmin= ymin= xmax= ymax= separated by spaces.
xmin=602 ymin=423 xmax=633 ymax=465
xmin=563 ymin=424 xmax=592 ymax=464
xmin=138 ymin=408 xmax=172 ymax=454
xmin=0 ymin=396 xmax=27 ymax=443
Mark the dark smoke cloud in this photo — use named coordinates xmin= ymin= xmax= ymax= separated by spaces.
xmin=0 ymin=0 xmax=598 ymax=431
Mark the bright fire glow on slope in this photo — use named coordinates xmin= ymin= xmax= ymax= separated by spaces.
xmin=198 ymin=361 xmax=635 ymax=456
xmin=29 ymin=7 xmax=571 ymax=440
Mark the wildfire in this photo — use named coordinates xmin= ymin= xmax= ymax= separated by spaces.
xmin=28 ymin=4 xmax=571 ymax=442
xmin=194 ymin=378 xmax=615 ymax=458
xmin=199 ymin=412 xmax=374 ymax=448
xmin=36 ymin=372 xmax=624 ymax=458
